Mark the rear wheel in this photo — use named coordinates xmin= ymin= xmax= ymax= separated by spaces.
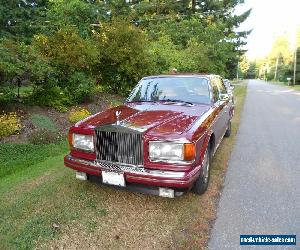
xmin=224 ymin=121 xmax=231 ymax=137
xmin=192 ymin=147 xmax=211 ymax=195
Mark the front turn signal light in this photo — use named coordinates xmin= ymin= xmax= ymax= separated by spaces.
xmin=184 ymin=143 xmax=195 ymax=161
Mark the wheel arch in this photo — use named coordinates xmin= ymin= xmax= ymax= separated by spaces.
xmin=199 ymin=131 xmax=215 ymax=161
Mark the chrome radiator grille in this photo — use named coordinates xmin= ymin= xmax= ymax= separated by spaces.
xmin=95 ymin=126 xmax=143 ymax=166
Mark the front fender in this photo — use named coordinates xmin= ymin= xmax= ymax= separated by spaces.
xmin=199 ymin=131 xmax=214 ymax=163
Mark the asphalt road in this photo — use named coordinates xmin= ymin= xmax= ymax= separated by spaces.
xmin=209 ymin=80 xmax=300 ymax=250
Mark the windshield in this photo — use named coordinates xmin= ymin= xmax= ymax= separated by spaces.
xmin=127 ymin=77 xmax=211 ymax=105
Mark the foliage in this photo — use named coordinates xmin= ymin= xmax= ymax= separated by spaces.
xmin=296 ymin=48 xmax=300 ymax=84
xmin=46 ymin=0 xmax=105 ymax=37
xmin=93 ymin=20 xmax=152 ymax=94
xmin=0 ymin=40 xmax=28 ymax=85
xmin=181 ymin=39 xmax=216 ymax=73
xmin=0 ymin=0 xmax=251 ymax=105
xmin=30 ymin=114 xmax=57 ymax=132
xmin=33 ymin=28 xmax=98 ymax=74
xmin=295 ymin=28 xmax=300 ymax=84
xmin=0 ymin=0 xmax=50 ymax=42
xmin=28 ymin=128 xmax=62 ymax=145
xmin=0 ymin=112 xmax=22 ymax=138
xmin=268 ymin=35 xmax=293 ymax=66
xmin=31 ymin=27 xmax=97 ymax=103
xmin=246 ymin=62 xmax=258 ymax=79
xmin=0 ymin=86 xmax=15 ymax=105
xmin=29 ymin=85 xmax=70 ymax=112
xmin=239 ymin=55 xmax=250 ymax=76
xmin=147 ymin=35 xmax=183 ymax=74
xmin=109 ymin=100 xmax=123 ymax=108
xmin=0 ymin=39 xmax=54 ymax=101
xmin=254 ymin=33 xmax=294 ymax=82
xmin=65 ymin=72 xmax=95 ymax=103
xmin=68 ymin=108 xmax=91 ymax=123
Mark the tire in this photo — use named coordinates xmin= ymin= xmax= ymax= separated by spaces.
xmin=192 ymin=147 xmax=211 ymax=195
xmin=224 ymin=121 xmax=231 ymax=137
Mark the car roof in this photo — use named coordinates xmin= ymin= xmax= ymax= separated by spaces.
xmin=141 ymin=74 xmax=221 ymax=80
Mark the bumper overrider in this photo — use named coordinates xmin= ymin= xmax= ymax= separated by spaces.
xmin=64 ymin=154 xmax=201 ymax=197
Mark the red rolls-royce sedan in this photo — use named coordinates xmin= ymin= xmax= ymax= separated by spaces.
xmin=64 ymin=74 xmax=234 ymax=198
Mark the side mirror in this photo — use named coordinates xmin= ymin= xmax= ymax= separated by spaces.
xmin=220 ymin=93 xmax=229 ymax=101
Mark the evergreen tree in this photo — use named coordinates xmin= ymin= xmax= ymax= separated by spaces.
xmin=0 ymin=0 xmax=49 ymax=42
xmin=295 ymin=28 xmax=300 ymax=84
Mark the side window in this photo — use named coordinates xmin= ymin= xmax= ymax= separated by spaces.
xmin=216 ymin=78 xmax=227 ymax=95
xmin=211 ymin=78 xmax=220 ymax=103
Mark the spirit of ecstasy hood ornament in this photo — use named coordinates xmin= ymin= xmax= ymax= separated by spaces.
xmin=115 ymin=110 xmax=121 ymax=125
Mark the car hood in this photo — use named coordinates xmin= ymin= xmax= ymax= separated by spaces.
xmin=76 ymin=102 xmax=210 ymax=135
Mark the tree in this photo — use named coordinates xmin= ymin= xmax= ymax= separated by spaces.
xmin=268 ymin=34 xmax=293 ymax=81
xmin=239 ymin=55 xmax=250 ymax=78
xmin=246 ymin=61 xmax=258 ymax=79
xmin=45 ymin=0 xmax=108 ymax=38
xmin=99 ymin=0 xmax=251 ymax=77
xmin=0 ymin=0 xmax=49 ymax=42
xmin=32 ymin=27 xmax=98 ymax=103
xmin=92 ymin=20 xmax=152 ymax=94
xmin=295 ymin=28 xmax=300 ymax=84
xmin=0 ymin=0 xmax=252 ymax=106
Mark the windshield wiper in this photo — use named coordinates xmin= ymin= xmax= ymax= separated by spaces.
xmin=160 ymin=99 xmax=194 ymax=106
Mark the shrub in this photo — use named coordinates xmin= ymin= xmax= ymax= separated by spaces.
xmin=147 ymin=35 xmax=182 ymax=74
xmin=0 ymin=86 xmax=15 ymax=105
xmin=47 ymin=0 xmax=98 ymax=37
xmin=109 ymin=100 xmax=123 ymax=108
xmin=29 ymin=85 xmax=70 ymax=112
xmin=0 ymin=40 xmax=53 ymax=92
xmin=65 ymin=72 xmax=95 ymax=103
xmin=28 ymin=128 xmax=62 ymax=145
xmin=30 ymin=29 xmax=97 ymax=107
xmin=93 ymin=20 xmax=152 ymax=95
xmin=68 ymin=108 xmax=91 ymax=123
xmin=30 ymin=114 xmax=58 ymax=132
xmin=33 ymin=28 xmax=97 ymax=74
xmin=0 ymin=112 xmax=22 ymax=138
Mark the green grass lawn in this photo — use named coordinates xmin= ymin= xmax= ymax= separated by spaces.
xmin=0 ymin=82 xmax=248 ymax=249
xmin=0 ymin=142 xmax=67 ymax=179
xmin=289 ymin=84 xmax=300 ymax=91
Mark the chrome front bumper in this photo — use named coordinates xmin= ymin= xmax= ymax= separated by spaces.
xmin=65 ymin=155 xmax=185 ymax=178
xmin=64 ymin=154 xmax=201 ymax=188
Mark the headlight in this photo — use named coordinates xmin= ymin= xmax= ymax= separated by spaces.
xmin=72 ymin=133 xmax=94 ymax=152
xmin=149 ymin=141 xmax=195 ymax=162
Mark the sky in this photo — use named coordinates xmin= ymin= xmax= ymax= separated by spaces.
xmin=235 ymin=0 xmax=300 ymax=60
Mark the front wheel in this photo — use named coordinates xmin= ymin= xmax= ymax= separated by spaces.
xmin=192 ymin=147 xmax=211 ymax=195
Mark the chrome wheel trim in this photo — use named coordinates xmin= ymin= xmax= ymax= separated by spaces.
xmin=203 ymin=149 xmax=210 ymax=184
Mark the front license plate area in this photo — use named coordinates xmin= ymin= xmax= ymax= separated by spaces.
xmin=102 ymin=171 xmax=126 ymax=187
